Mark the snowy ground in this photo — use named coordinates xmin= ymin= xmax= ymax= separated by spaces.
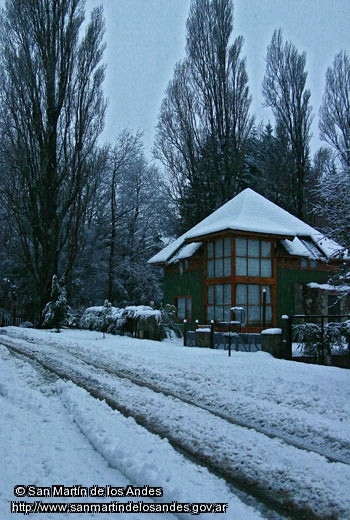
xmin=1 ymin=327 xmax=350 ymax=519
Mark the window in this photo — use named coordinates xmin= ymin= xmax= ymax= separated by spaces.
xmin=206 ymin=283 xmax=231 ymax=322
xmin=301 ymin=258 xmax=318 ymax=269
xmin=207 ymin=238 xmax=231 ymax=278
xmin=236 ymin=284 xmax=272 ymax=326
xmin=178 ymin=260 xmax=189 ymax=274
xmin=175 ymin=296 xmax=192 ymax=320
xmin=235 ymin=238 xmax=272 ymax=277
xmin=205 ymin=236 xmax=274 ymax=327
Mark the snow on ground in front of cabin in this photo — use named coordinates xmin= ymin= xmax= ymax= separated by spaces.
xmin=0 ymin=329 xmax=265 ymax=520
xmin=1 ymin=326 xmax=350 ymax=518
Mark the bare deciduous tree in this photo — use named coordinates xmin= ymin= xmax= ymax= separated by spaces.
xmin=0 ymin=0 xmax=106 ymax=321
xmin=314 ymin=51 xmax=350 ymax=288
xmin=319 ymin=50 xmax=350 ymax=169
xmin=87 ymin=131 xmax=169 ymax=306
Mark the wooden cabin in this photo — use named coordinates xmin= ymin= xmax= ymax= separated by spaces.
xmin=149 ymin=189 xmax=347 ymax=332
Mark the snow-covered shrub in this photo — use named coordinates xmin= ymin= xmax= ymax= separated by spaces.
xmin=79 ymin=305 xmax=163 ymax=340
xmin=78 ymin=305 xmax=122 ymax=331
xmin=339 ymin=320 xmax=350 ymax=353
xmin=101 ymin=300 xmax=113 ymax=338
xmin=111 ymin=306 xmax=162 ymax=339
xmin=293 ymin=323 xmax=330 ymax=362
xmin=159 ymin=304 xmax=182 ymax=340
xmin=78 ymin=304 xmax=186 ymax=341
xmin=19 ymin=321 xmax=34 ymax=328
xmin=294 ymin=320 xmax=350 ymax=360
xmin=324 ymin=322 xmax=344 ymax=354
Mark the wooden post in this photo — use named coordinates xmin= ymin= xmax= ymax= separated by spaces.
xmin=262 ymin=288 xmax=266 ymax=329
xmin=210 ymin=320 xmax=215 ymax=349
xmin=320 ymin=316 xmax=325 ymax=364
xmin=281 ymin=315 xmax=292 ymax=360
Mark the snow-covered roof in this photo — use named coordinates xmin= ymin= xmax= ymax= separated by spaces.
xmin=148 ymin=235 xmax=186 ymax=265
xmin=306 ymin=282 xmax=350 ymax=292
xmin=149 ymin=188 xmax=343 ymax=264
xmin=167 ymin=242 xmax=202 ymax=264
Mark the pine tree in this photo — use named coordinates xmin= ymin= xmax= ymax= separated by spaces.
xmin=101 ymin=299 xmax=112 ymax=338
xmin=43 ymin=276 xmax=70 ymax=332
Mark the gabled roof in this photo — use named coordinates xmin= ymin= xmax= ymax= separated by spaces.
xmin=149 ymin=188 xmax=342 ymax=264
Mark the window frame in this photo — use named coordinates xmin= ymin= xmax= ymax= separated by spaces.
xmin=235 ymin=238 xmax=272 ymax=278
xmin=206 ymin=238 xmax=231 ymax=279
xmin=174 ymin=295 xmax=192 ymax=321
xmin=235 ymin=283 xmax=273 ymax=327
xmin=204 ymin=235 xmax=276 ymax=329
xmin=206 ymin=283 xmax=232 ymax=322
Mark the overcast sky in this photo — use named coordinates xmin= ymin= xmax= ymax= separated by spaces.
xmin=84 ymin=0 xmax=349 ymax=158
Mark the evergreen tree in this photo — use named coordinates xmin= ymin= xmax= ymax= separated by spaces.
xmin=43 ymin=275 xmax=70 ymax=332
xmin=101 ymin=299 xmax=112 ymax=338
xmin=246 ymin=122 xmax=295 ymax=212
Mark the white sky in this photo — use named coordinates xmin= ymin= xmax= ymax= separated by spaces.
xmin=85 ymin=0 xmax=349 ymax=158
xmin=0 ymin=0 xmax=348 ymax=157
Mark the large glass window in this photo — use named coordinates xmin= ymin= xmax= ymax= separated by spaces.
xmin=207 ymin=238 xmax=231 ymax=278
xmin=175 ymin=296 xmax=192 ymax=320
xmin=236 ymin=284 xmax=272 ymax=326
xmin=235 ymin=238 xmax=272 ymax=277
xmin=207 ymin=283 xmax=231 ymax=322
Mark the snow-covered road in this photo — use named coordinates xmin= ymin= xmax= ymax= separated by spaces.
xmin=1 ymin=327 xmax=350 ymax=519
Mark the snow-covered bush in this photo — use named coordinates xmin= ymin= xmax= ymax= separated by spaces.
xmin=78 ymin=303 xmax=183 ymax=341
xmin=159 ymin=304 xmax=182 ymax=340
xmin=78 ymin=305 xmax=121 ymax=331
xmin=19 ymin=321 xmax=34 ymax=328
xmin=79 ymin=304 xmax=163 ymax=340
xmin=339 ymin=320 xmax=350 ymax=353
xmin=294 ymin=323 xmax=325 ymax=361
xmin=101 ymin=300 xmax=113 ymax=338
xmin=294 ymin=320 xmax=350 ymax=361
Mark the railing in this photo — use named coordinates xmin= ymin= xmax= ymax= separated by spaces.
xmin=183 ymin=320 xmax=261 ymax=355
xmin=0 ymin=312 xmax=26 ymax=327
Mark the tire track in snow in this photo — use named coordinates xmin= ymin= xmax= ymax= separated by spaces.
xmin=9 ymin=331 xmax=348 ymax=466
xmin=1 ymin=336 xmax=349 ymax=520
xmin=1 ymin=339 xmax=282 ymax=520
xmin=54 ymin=343 xmax=350 ymax=466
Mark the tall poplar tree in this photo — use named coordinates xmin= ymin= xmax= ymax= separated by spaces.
xmin=154 ymin=0 xmax=254 ymax=231
xmin=319 ymin=50 xmax=350 ymax=168
xmin=262 ymin=28 xmax=312 ymax=219
xmin=0 ymin=0 xmax=106 ymax=321
xmin=315 ymin=50 xmax=350 ymax=288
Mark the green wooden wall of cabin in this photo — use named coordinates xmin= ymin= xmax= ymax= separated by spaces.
xmin=164 ymin=265 xmax=333 ymax=330
xmin=164 ymin=269 xmax=203 ymax=329
xmin=276 ymin=267 xmax=331 ymax=326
